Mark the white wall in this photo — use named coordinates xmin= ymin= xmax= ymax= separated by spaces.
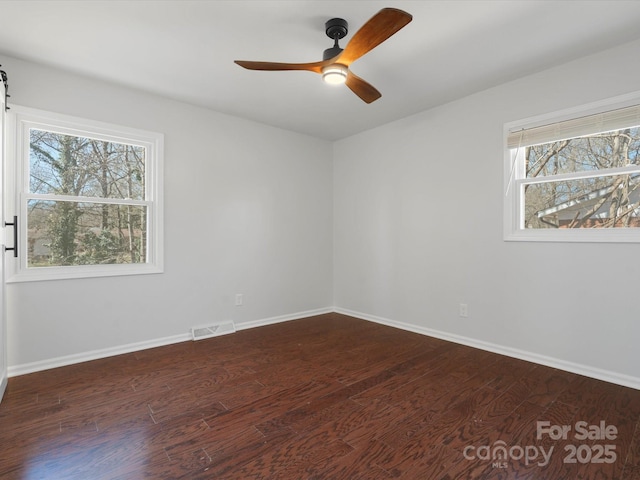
xmin=1 ymin=54 xmax=334 ymax=370
xmin=334 ymin=39 xmax=640 ymax=387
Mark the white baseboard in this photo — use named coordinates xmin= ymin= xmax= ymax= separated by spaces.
xmin=334 ymin=307 xmax=640 ymax=391
xmin=8 ymin=333 xmax=191 ymax=377
xmin=7 ymin=307 xmax=334 ymax=377
xmin=235 ymin=307 xmax=334 ymax=331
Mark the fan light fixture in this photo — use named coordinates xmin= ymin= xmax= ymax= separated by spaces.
xmin=322 ymin=64 xmax=348 ymax=85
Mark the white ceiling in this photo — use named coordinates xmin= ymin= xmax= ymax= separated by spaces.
xmin=2 ymin=1 xmax=640 ymax=140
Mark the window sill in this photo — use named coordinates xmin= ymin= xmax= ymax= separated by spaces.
xmin=504 ymin=229 xmax=640 ymax=243
xmin=6 ymin=263 xmax=163 ymax=283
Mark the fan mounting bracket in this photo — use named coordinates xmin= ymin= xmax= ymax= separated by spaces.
xmin=325 ymin=18 xmax=348 ymax=40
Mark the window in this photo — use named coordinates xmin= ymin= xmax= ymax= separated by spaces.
xmin=504 ymin=93 xmax=640 ymax=242
xmin=6 ymin=106 xmax=163 ymax=281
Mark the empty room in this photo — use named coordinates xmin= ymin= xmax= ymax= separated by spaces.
xmin=0 ymin=1 xmax=639 ymax=479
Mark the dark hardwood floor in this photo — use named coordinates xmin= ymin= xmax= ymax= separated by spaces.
xmin=1 ymin=313 xmax=639 ymax=479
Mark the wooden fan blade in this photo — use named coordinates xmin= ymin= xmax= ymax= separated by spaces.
xmin=234 ymin=59 xmax=331 ymax=74
xmin=345 ymin=70 xmax=381 ymax=104
xmin=338 ymin=8 xmax=412 ymax=66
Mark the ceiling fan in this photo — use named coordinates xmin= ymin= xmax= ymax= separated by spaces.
xmin=234 ymin=8 xmax=412 ymax=104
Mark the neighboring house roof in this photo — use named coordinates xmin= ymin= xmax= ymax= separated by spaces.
xmin=537 ymin=181 xmax=640 ymax=222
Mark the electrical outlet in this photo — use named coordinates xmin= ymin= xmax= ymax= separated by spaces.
xmin=235 ymin=294 xmax=243 ymax=306
xmin=459 ymin=303 xmax=468 ymax=318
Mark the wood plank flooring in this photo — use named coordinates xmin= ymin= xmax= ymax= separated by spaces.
xmin=1 ymin=313 xmax=639 ymax=479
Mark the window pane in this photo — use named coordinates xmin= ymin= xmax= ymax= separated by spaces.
xmin=524 ymin=174 xmax=640 ymax=229
xmin=525 ymin=127 xmax=640 ymax=179
xmin=29 ymin=129 xmax=146 ymax=200
xmin=27 ymin=200 xmax=147 ymax=267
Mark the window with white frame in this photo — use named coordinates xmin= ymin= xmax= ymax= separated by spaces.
xmin=6 ymin=106 xmax=163 ymax=281
xmin=504 ymin=94 xmax=640 ymax=242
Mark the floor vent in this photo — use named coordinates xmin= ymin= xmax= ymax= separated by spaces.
xmin=191 ymin=320 xmax=236 ymax=341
